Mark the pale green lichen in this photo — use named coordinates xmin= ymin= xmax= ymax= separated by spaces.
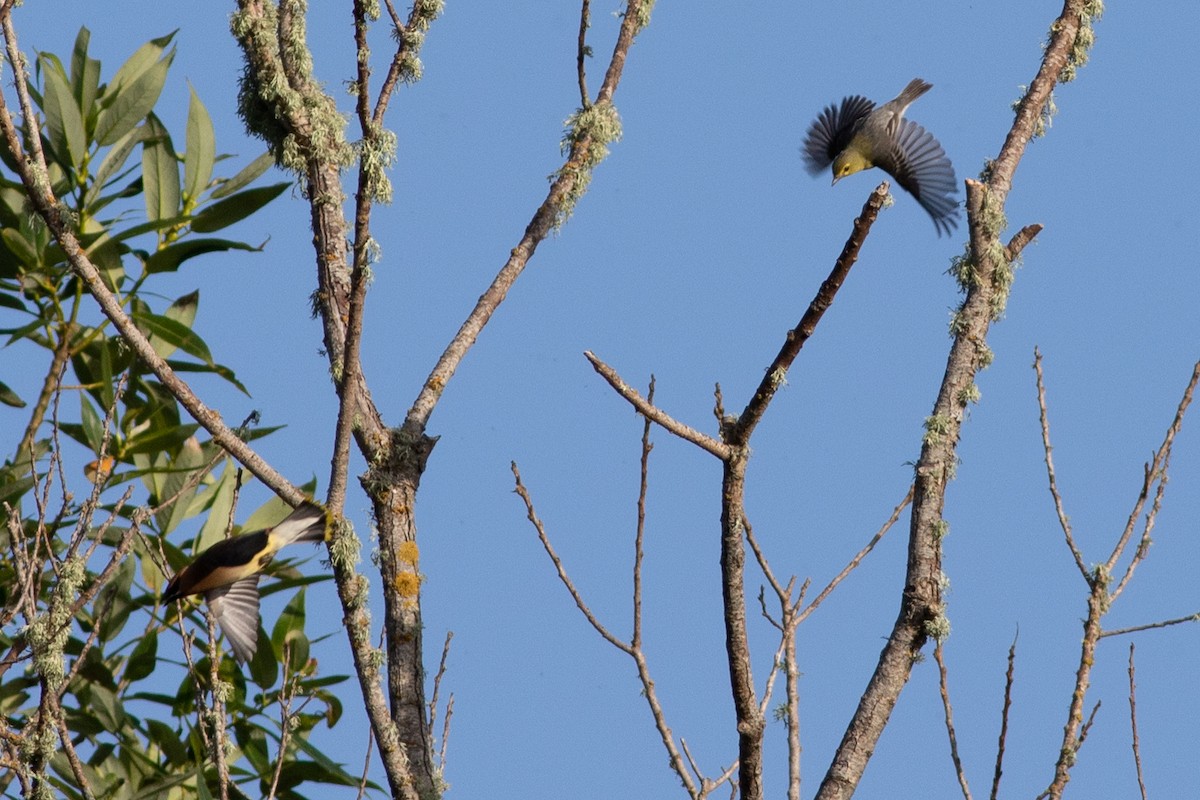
xmin=923 ymin=414 xmax=952 ymax=447
xmin=359 ymin=125 xmax=397 ymax=204
xmin=552 ymin=102 xmax=623 ymax=229
xmin=627 ymin=0 xmax=656 ymax=34
xmin=924 ymin=613 xmax=951 ymax=642
xmin=231 ymin=4 xmax=355 ymax=176
xmin=330 ymin=516 xmax=362 ymax=570
xmin=1059 ymin=0 xmax=1103 ymax=83
xmin=932 ymin=519 xmax=950 ymax=540
xmin=957 ymin=382 xmax=981 ymax=407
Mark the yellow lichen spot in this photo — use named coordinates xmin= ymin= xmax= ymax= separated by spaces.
xmin=393 ymin=570 xmax=423 ymax=598
xmin=398 ymin=541 xmax=419 ymax=566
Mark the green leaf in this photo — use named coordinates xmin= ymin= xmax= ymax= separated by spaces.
xmin=196 ymin=463 xmax=236 ymax=551
xmin=271 ymin=588 xmax=309 ymax=670
xmin=0 ymin=379 xmax=25 ymax=408
xmin=84 ymin=125 xmax=148 ymax=210
xmin=155 ymin=434 xmax=205 ymax=535
xmin=248 ymin=627 xmax=278 ymax=689
xmin=122 ymin=422 xmax=199 ymax=457
xmin=111 ymin=213 xmax=191 ymax=244
xmin=143 ymin=236 xmax=260 ymax=275
xmin=125 ymin=630 xmax=158 ymax=681
xmin=133 ymin=308 xmax=212 ymax=363
xmin=69 ymin=27 xmax=101 ymax=126
xmin=166 ymin=359 xmax=250 ymax=396
xmin=0 ymin=293 xmax=29 ymax=312
xmin=105 ymin=32 xmax=175 ymax=97
xmin=40 ymin=55 xmax=87 ymax=170
xmin=80 ymin=393 xmax=105 ymax=451
xmin=189 ymin=183 xmax=288 ymax=233
xmin=291 ymin=737 xmax=363 ymax=786
xmin=1 ymin=227 xmax=41 ymax=269
xmin=183 ymin=85 xmax=215 ymax=206
xmin=95 ymin=45 xmax=173 ymax=146
xmin=209 ymin=151 xmax=274 ymax=200
xmin=194 ymin=764 xmax=214 ymax=800
xmin=144 ymin=719 xmax=188 ymax=767
xmin=140 ymin=114 xmax=179 ymax=223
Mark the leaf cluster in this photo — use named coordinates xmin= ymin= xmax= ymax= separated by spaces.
xmin=0 ymin=30 xmax=363 ymax=799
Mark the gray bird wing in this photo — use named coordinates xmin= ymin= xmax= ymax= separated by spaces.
xmin=206 ymin=575 xmax=261 ymax=664
xmin=878 ymin=118 xmax=959 ymax=236
xmin=802 ymin=95 xmax=876 ymax=174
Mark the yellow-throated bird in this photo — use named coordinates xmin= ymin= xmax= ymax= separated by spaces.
xmin=802 ymin=78 xmax=958 ymax=236
xmin=163 ymin=500 xmax=331 ymax=664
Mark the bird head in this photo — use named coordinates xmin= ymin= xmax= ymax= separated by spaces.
xmin=831 ymin=149 xmax=872 ymax=184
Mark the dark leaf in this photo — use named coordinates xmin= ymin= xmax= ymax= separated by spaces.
xmin=144 ymin=237 xmax=260 ymax=275
xmin=0 ymin=379 xmax=25 ymax=407
xmin=209 ymin=151 xmax=274 ymax=200
xmin=189 ymin=183 xmax=288 ymax=233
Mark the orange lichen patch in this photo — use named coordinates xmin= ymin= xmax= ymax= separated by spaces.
xmin=397 ymin=540 xmax=419 ymax=566
xmin=393 ymin=570 xmax=422 ymax=598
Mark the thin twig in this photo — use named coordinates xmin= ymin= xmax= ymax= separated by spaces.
xmin=428 ymin=631 xmax=454 ymax=732
xmin=1127 ymin=644 xmax=1148 ymax=800
xmin=355 ymin=726 xmax=374 ymax=800
xmin=934 ymin=643 xmax=973 ymax=800
xmin=584 ymin=352 xmax=729 ymax=459
xmin=575 ymin=0 xmax=591 ymax=106
xmin=439 ymin=694 xmax=454 ymax=774
xmin=1100 ymin=612 xmax=1200 ymax=638
xmin=632 ymin=378 xmax=654 ymax=649
xmin=511 ymin=463 xmax=631 ymax=654
xmin=990 ymin=631 xmax=1018 ymax=800
xmin=206 ymin=613 xmax=230 ymax=800
xmin=514 ymin=452 xmax=705 ymax=798
xmin=731 ymin=183 xmax=889 ymax=445
xmin=1034 ymin=349 xmax=1087 ymax=579
xmin=798 ymin=485 xmax=912 ymax=624
xmin=267 ymin=646 xmax=296 ymax=800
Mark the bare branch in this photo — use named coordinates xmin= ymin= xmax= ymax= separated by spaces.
xmin=585 ymin=351 xmax=730 ymax=458
xmin=632 ymin=378 xmax=655 ymax=649
xmin=1100 ymin=612 xmax=1200 ymax=639
xmin=511 ymin=463 xmax=632 ymax=654
xmin=934 ymin=643 xmax=973 ymax=800
xmin=990 ymin=632 xmax=1018 ymax=800
xmin=798 ymin=485 xmax=912 ymax=625
xmin=731 ymin=182 xmax=888 ymax=444
xmin=1034 ymin=350 xmax=1088 ymax=579
xmin=576 ymin=0 xmax=591 ymax=106
xmin=1108 ymin=361 xmax=1199 ymax=590
xmin=1128 ymin=644 xmax=1148 ymax=800
xmin=815 ymin=3 xmax=1100 ymax=795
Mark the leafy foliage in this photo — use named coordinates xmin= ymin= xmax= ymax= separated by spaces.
xmin=0 ymin=29 xmax=362 ymax=799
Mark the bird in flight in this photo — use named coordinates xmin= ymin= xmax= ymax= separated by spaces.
xmin=163 ymin=500 xmax=331 ymax=664
xmin=802 ymin=78 xmax=959 ymax=236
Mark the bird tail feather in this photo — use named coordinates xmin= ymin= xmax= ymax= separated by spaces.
xmin=894 ymin=78 xmax=933 ymax=108
xmin=273 ymin=501 xmax=332 ymax=546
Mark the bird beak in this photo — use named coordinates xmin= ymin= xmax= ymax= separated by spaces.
xmin=831 ymin=175 xmax=841 ymax=186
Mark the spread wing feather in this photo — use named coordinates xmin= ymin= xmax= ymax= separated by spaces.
xmin=880 ymin=118 xmax=959 ymax=236
xmin=801 ymin=95 xmax=875 ymax=175
xmin=206 ymin=575 xmax=261 ymax=664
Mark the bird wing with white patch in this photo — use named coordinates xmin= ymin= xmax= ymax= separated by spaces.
xmin=206 ymin=575 xmax=262 ymax=664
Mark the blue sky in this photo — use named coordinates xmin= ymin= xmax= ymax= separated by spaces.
xmin=4 ymin=2 xmax=1199 ymax=798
